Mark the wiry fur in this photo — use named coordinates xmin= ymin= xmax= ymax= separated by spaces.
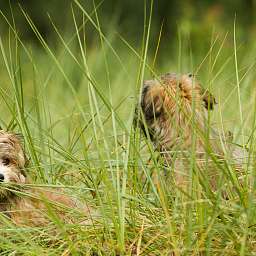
xmin=0 ymin=131 xmax=91 ymax=226
xmin=135 ymin=73 xmax=246 ymax=191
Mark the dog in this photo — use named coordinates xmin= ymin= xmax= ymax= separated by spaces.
xmin=0 ymin=130 xmax=92 ymax=226
xmin=135 ymin=73 xmax=247 ymax=192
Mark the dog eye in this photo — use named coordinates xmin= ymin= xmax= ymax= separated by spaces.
xmin=2 ymin=158 xmax=10 ymax=166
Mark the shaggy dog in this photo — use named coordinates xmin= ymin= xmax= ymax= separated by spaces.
xmin=0 ymin=130 xmax=91 ymax=226
xmin=135 ymin=73 xmax=246 ymax=191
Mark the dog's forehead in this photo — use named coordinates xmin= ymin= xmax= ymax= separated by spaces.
xmin=0 ymin=133 xmax=17 ymax=146
xmin=0 ymin=132 xmax=23 ymax=154
xmin=181 ymin=73 xmax=193 ymax=82
xmin=161 ymin=72 xmax=177 ymax=80
xmin=0 ymin=131 xmax=21 ymax=141
xmin=161 ymin=73 xmax=196 ymax=87
xmin=143 ymin=79 xmax=159 ymax=87
xmin=0 ymin=143 xmax=20 ymax=158
xmin=143 ymin=73 xmax=201 ymax=90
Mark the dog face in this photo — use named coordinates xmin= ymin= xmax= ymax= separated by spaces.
xmin=141 ymin=73 xmax=215 ymax=120
xmin=0 ymin=131 xmax=26 ymax=198
xmin=137 ymin=73 xmax=217 ymax=151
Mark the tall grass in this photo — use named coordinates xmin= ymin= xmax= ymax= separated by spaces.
xmin=0 ymin=1 xmax=256 ymax=255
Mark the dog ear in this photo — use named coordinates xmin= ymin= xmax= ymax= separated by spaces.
xmin=15 ymin=133 xmax=25 ymax=143
xmin=141 ymin=81 xmax=164 ymax=120
xmin=13 ymin=133 xmax=28 ymax=164
xmin=15 ymin=133 xmax=24 ymax=140
xmin=201 ymin=89 xmax=217 ymax=110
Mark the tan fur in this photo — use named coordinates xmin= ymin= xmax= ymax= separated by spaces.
xmin=136 ymin=73 xmax=246 ymax=191
xmin=0 ymin=131 xmax=92 ymax=226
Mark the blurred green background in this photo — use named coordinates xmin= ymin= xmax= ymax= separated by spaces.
xmin=1 ymin=1 xmax=256 ymax=35
xmin=1 ymin=0 xmax=256 ymax=55
xmin=0 ymin=0 xmax=256 ymax=143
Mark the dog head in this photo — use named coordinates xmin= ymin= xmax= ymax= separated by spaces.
xmin=140 ymin=73 xmax=216 ymax=119
xmin=0 ymin=131 xmax=27 ymax=198
xmin=136 ymin=73 xmax=217 ymax=150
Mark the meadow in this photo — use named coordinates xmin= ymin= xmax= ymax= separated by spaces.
xmin=0 ymin=1 xmax=256 ymax=255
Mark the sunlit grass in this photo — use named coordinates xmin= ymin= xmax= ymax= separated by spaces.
xmin=0 ymin=1 xmax=256 ymax=255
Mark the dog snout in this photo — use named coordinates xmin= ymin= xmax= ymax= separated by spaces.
xmin=0 ymin=173 xmax=4 ymax=182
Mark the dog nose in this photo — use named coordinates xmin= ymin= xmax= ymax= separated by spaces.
xmin=0 ymin=173 xmax=4 ymax=182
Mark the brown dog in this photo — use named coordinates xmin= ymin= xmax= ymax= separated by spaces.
xmin=135 ymin=73 xmax=246 ymax=192
xmin=0 ymin=130 xmax=91 ymax=226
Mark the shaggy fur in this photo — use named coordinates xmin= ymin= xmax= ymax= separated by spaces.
xmin=0 ymin=131 xmax=91 ymax=226
xmin=135 ymin=73 xmax=246 ymax=190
